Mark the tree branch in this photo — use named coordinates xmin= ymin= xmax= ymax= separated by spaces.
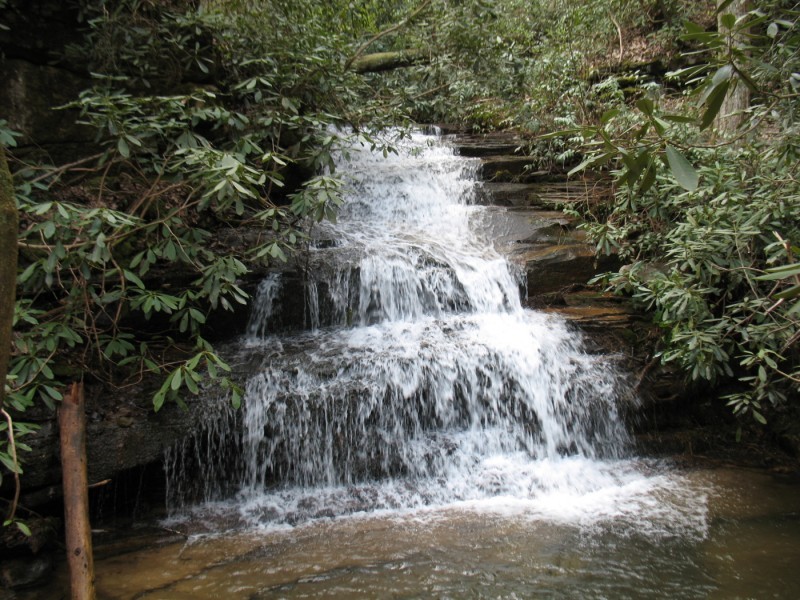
xmin=1 ymin=409 xmax=20 ymax=523
xmin=607 ymin=10 xmax=624 ymax=63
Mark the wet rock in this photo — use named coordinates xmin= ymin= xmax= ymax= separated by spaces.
xmin=85 ymin=394 xmax=211 ymax=487
xmin=0 ymin=555 xmax=54 ymax=590
xmin=473 ymin=207 xmax=577 ymax=253
xmin=535 ymin=290 xmax=690 ymax=428
xmin=446 ymin=132 xmax=524 ymax=157
xmin=477 ymin=180 xmax=610 ymax=209
xmin=0 ymin=516 xmax=58 ymax=591
xmin=475 ymin=182 xmax=540 ymax=207
xmin=10 ymin=383 xmax=216 ymax=508
xmin=465 ymin=144 xmax=687 ymax=435
xmin=515 ymin=244 xmax=620 ymax=296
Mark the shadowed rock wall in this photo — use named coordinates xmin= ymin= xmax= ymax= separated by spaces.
xmin=0 ymin=0 xmax=95 ymax=158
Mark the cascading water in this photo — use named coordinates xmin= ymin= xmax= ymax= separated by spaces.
xmin=165 ymin=130 xmax=706 ymax=537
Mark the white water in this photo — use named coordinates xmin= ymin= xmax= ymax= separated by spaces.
xmin=165 ymin=131 xmax=707 ymax=540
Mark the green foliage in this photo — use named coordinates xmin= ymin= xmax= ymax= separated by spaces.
xmin=0 ymin=120 xmax=21 ymax=148
xmin=6 ymin=0 xmax=392 ymax=425
xmin=69 ymin=0 xmax=216 ymax=89
xmin=586 ymin=146 xmax=799 ymax=420
xmin=564 ymin=3 xmax=800 ymax=422
xmin=363 ymin=0 xmax=709 ymax=131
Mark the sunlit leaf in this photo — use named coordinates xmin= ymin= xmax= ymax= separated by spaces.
xmin=757 ymin=263 xmax=800 ymax=280
xmin=701 ymin=80 xmax=729 ymax=130
xmin=117 ymin=137 xmax=130 ymax=158
xmin=767 ymin=22 xmax=779 ymax=38
xmin=774 ymin=284 xmax=800 ymax=300
xmin=16 ymin=521 xmax=31 ymax=536
xmin=665 ymin=145 xmax=698 ymax=192
xmin=720 ymin=13 xmax=736 ymax=30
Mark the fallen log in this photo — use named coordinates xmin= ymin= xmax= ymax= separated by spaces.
xmin=344 ymin=0 xmax=432 ymax=71
xmin=349 ymin=49 xmax=428 ymax=73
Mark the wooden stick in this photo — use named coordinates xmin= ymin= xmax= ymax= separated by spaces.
xmin=59 ymin=381 xmax=96 ymax=600
xmin=0 ymin=145 xmax=17 ymax=406
xmin=0 ymin=409 xmax=20 ymax=522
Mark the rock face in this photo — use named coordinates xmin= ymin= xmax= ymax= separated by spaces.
xmin=8 ymin=380 xmax=216 ymax=509
xmin=0 ymin=59 xmax=94 ymax=151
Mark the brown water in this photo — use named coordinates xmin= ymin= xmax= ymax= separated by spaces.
xmin=31 ymin=466 xmax=800 ymax=600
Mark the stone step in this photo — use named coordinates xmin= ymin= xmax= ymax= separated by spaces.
xmin=473 ymin=206 xmax=580 ymax=254
xmin=445 ymin=132 xmax=524 ymax=157
xmin=476 ymin=180 xmax=612 ymax=208
xmin=510 ymin=243 xmax=620 ymax=296
xmin=543 ymin=304 xmax=634 ymax=328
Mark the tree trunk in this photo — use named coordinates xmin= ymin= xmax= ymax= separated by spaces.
xmin=716 ymin=0 xmax=751 ymax=135
xmin=0 ymin=145 xmax=17 ymax=410
xmin=60 ymin=382 xmax=96 ymax=600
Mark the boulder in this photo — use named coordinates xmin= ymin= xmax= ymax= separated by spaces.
xmin=479 ymin=155 xmax=548 ymax=182
xmin=516 ymin=243 xmax=619 ymax=296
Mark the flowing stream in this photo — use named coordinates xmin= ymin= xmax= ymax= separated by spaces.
xmin=164 ymin=130 xmax=687 ymax=531
xmin=41 ymin=131 xmax=800 ymax=599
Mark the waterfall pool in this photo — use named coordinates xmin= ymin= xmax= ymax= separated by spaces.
xmin=30 ymin=466 xmax=800 ymax=599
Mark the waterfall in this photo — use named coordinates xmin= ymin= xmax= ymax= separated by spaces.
xmin=246 ymin=273 xmax=282 ymax=338
xmin=166 ymin=131 xmax=681 ymax=530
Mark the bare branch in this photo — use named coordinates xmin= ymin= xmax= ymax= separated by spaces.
xmin=1 ymin=409 xmax=20 ymax=523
